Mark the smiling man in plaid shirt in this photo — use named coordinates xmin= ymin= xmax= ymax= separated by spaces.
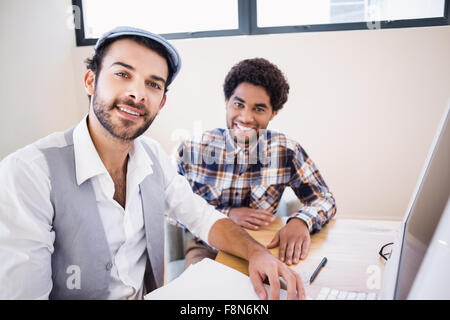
xmin=176 ymin=58 xmax=337 ymax=268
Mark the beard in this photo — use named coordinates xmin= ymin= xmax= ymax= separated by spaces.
xmin=92 ymin=92 xmax=157 ymax=141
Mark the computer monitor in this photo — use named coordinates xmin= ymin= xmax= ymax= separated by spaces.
xmin=408 ymin=197 xmax=450 ymax=299
xmin=384 ymin=103 xmax=450 ymax=299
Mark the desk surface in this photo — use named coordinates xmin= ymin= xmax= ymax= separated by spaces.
xmin=216 ymin=217 xmax=401 ymax=298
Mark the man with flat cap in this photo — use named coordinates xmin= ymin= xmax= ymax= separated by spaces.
xmin=0 ymin=26 xmax=305 ymax=300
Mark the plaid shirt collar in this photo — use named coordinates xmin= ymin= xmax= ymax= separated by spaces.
xmin=223 ymin=128 xmax=269 ymax=158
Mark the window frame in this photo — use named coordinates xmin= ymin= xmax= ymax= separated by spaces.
xmin=73 ymin=0 xmax=450 ymax=46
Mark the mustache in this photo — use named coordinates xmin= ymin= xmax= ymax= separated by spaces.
xmin=111 ymin=98 xmax=147 ymax=115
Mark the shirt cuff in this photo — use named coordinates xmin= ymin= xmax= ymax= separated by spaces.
xmin=287 ymin=211 xmax=315 ymax=232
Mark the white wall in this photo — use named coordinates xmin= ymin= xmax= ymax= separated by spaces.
xmin=0 ymin=0 xmax=85 ymax=159
xmin=2 ymin=0 xmax=450 ymax=221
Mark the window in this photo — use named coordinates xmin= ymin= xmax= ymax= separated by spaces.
xmin=72 ymin=0 xmax=245 ymax=45
xmin=72 ymin=0 xmax=450 ymax=46
xmin=257 ymin=0 xmax=447 ymax=26
xmin=82 ymin=0 xmax=239 ymax=38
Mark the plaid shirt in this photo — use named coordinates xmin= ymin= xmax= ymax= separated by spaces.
xmin=176 ymin=128 xmax=336 ymax=233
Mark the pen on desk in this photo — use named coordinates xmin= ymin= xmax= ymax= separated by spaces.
xmin=309 ymin=257 xmax=327 ymax=284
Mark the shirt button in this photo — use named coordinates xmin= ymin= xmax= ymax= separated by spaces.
xmin=106 ymin=262 xmax=113 ymax=271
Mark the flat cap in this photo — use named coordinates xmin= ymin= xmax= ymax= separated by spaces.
xmin=94 ymin=26 xmax=181 ymax=85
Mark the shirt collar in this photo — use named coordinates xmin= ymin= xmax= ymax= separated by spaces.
xmin=127 ymin=135 xmax=153 ymax=184
xmin=72 ymin=115 xmax=153 ymax=186
xmin=223 ymin=128 xmax=266 ymax=157
xmin=223 ymin=129 xmax=239 ymax=159
xmin=73 ymin=115 xmax=108 ymax=186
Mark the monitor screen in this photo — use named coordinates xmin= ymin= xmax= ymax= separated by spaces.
xmin=394 ymin=105 xmax=450 ymax=299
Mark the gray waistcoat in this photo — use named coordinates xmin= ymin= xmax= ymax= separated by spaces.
xmin=39 ymin=128 xmax=165 ymax=299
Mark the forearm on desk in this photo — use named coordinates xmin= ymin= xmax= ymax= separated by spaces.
xmin=208 ymin=218 xmax=265 ymax=261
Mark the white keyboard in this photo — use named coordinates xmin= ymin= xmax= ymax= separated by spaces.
xmin=316 ymin=287 xmax=378 ymax=300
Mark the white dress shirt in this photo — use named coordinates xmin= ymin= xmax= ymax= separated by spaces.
xmin=0 ymin=116 xmax=226 ymax=299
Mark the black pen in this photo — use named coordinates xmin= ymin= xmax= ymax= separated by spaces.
xmin=309 ymin=257 xmax=327 ymax=284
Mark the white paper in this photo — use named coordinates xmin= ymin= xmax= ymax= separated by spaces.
xmin=144 ymin=258 xmax=290 ymax=300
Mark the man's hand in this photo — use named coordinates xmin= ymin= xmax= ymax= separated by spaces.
xmin=228 ymin=207 xmax=275 ymax=230
xmin=267 ymin=218 xmax=311 ymax=265
xmin=208 ymin=218 xmax=306 ymax=300
xmin=248 ymin=243 xmax=306 ymax=300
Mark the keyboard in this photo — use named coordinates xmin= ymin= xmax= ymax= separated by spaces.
xmin=316 ymin=287 xmax=378 ymax=300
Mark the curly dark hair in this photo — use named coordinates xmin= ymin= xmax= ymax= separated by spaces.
xmin=223 ymin=58 xmax=289 ymax=112
xmin=85 ymin=35 xmax=174 ymax=97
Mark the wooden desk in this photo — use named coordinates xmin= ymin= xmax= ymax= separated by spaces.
xmin=216 ymin=217 xmax=401 ymax=298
